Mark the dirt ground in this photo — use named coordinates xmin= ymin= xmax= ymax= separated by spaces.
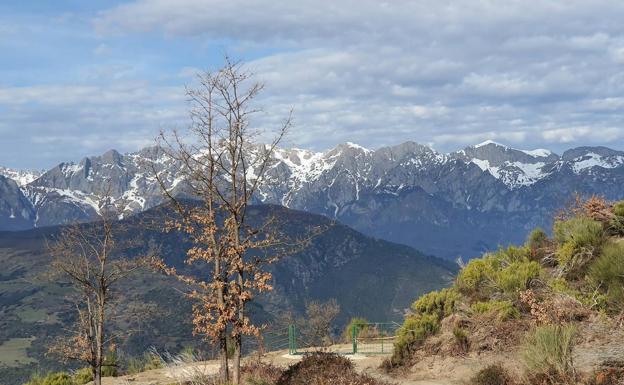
xmin=100 ymin=321 xmax=624 ymax=385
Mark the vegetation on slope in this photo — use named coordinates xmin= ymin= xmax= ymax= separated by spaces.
xmin=385 ymin=195 xmax=624 ymax=384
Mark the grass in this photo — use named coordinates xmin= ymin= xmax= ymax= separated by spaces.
xmin=521 ymin=324 xmax=576 ymax=383
xmin=0 ymin=337 xmax=36 ymax=367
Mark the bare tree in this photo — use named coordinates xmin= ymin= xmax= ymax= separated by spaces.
xmin=48 ymin=202 xmax=147 ymax=385
xmin=153 ymin=57 xmax=313 ymax=384
xmin=300 ymin=299 xmax=341 ymax=347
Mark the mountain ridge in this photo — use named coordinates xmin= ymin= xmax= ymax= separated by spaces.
xmin=1 ymin=140 xmax=624 ymax=258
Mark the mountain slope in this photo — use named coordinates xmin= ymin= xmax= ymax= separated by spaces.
xmin=2 ymin=141 xmax=624 ymax=258
xmin=0 ymin=203 xmax=455 ymax=384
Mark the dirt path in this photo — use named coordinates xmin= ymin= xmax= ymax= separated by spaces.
xmin=100 ymin=349 xmax=454 ymax=385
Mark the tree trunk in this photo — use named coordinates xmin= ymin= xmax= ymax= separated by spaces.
xmin=94 ymin=365 xmax=102 ymax=385
xmin=232 ymin=334 xmax=242 ymax=385
xmin=218 ymin=333 xmax=229 ymax=383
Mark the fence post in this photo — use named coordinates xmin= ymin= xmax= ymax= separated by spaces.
xmin=352 ymin=325 xmax=358 ymax=354
xmin=288 ymin=324 xmax=293 ymax=355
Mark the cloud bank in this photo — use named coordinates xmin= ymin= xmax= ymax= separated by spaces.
xmin=2 ymin=0 xmax=624 ymax=167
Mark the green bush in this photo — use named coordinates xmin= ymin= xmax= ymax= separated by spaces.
xmin=470 ymin=300 xmax=519 ymax=321
xmin=496 ymin=260 xmax=542 ymax=296
xmin=343 ymin=317 xmax=369 ymax=341
xmin=589 ymin=242 xmax=624 ymax=313
xmin=390 ymin=313 xmax=440 ymax=366
xmin=456 ymin=258 xmax=495 ymax=298
xmin=411 ymin=288 xmax=460 ymax=319
xmin=527 ymin=228 xmax=549 ymax=250
xmin=521 ymin=324 xmax=576 ymax=383
xmin=452 ymin=327 xmax=470 ymax=353
xmin=613 ymin=201 xmax=624 ymax=217
xmin=457 ymin=247 xmax=541 ymax=300
xmin=470 ymin=364 xmax=515 ymax=385
xmin=553 ymin=217 xmax=605 ymax=276
xmin=72 ymin=368 xmax=92 ymax=385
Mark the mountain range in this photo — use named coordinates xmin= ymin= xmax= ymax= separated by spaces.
xmin=1 ymin=140 xmax=624 ymax=259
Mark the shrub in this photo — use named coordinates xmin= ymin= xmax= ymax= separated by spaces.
xmin=527 ymin=228 xmax=549 ymax=250
xmin=521 ymin=324 xmax=576 ymax=383
xmin=411 ymin=288 xmax=460 ymax=319
xmin=553 ymin=217 xmax=605 ymax=277
xmin=452 ymin=327 xmax=470 ymax=354
xmin=495 ymin=260 xmax=542 ymax=297
xmin=390 ymin=313 xmax=440 ymax=366
xmin=456 ymin=258 xmax=495 ymax=298
xmin=72 ymin=368 xmax=92 ymax=385
xmin=470 ymin=364 xmax=515 ymax=385
xmin=278 ymin=353 xmax=392 ymax=385
xmin=527 ymin=228 xmax=550 ymax=260
xmin=457 ymin=247 xmax=540 ymax=300
xmin=470 ymin=300 xmax=519 ymax=321
xmin=242 ymin=362 xmax=282 ymax=385
xmin=342 ymin=317 xmax=369 ymax=341
xmin=589 ymin=242 xmax=624 ymax=313
xmin=613 ymin=201 xmax=624 ymax=217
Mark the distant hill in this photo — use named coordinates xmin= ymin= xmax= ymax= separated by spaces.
xmin=2 ymin=141 xmax=624 ymax=259
xmin=0 ymin=203 xmax=456 ymax=385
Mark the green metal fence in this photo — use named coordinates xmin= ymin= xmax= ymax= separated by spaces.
xmin=285 ymin=322 xmax=399 ymax=355
xmin=351 ymin=322 xmax=400 ymax=355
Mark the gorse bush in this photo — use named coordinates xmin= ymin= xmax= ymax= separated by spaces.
xmin=527 ymin=228 xmax=550 ymax=260
xmin=411 ymin=288 xmax=460 ymax=319
xmin=589 ymin=242 xmax=624 ymax=313
xmin=470 ymin=300 xmax=519 ymax=321
xmin=457 ymin=246 xmax=541 ymax=300
xmin=470 ymin=364 xmax=515 ymax=385
xmin=553 ymin=217 xmax=605 ymax=277
xmin=495 ymin=260 xmax=541 ymax=296
xmin=390 ymin=313 xmax=440 ymax=366
xmin=521 ymin=324 xmax=576 ymax=384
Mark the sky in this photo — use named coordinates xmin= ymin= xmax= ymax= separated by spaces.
xmin=2 ymin=0 xmax=624 ymax=169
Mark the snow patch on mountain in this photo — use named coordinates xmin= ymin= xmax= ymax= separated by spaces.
xmin=571 ymin=152 xmax=624 ymax=173
xmin=0 ymin=167 xmax=42 ymax=186
xmin=521 ymin=148 xmax=552 ymax=158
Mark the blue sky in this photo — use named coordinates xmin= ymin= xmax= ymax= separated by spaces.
xmin=2 ymin=0 xmax=624 ymax=169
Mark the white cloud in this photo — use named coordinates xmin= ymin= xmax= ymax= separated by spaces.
xmin=4 ymin=0 xmax=624 ymax=168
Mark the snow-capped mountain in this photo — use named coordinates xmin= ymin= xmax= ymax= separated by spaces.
xmin=2 ymin=140 xmax=624 ymax=259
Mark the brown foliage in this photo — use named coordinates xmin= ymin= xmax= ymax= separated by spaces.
xmin=152 ymin=57 xmax=320 ymax=384
xmin=557 ymin=195 xmax=614 ymax=224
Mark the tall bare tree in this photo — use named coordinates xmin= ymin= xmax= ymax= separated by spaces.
xmin=48 ymin=202 xmax=146 ymax=385
xmin=153 ymin=57 xmax=303 ymax=384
